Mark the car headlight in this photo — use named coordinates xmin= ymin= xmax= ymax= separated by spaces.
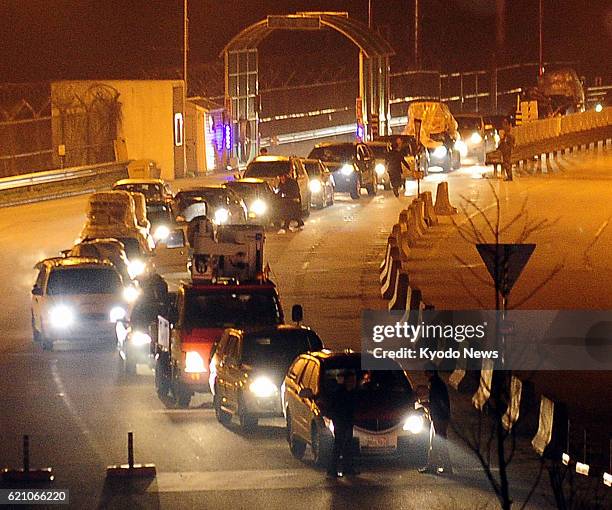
xmin=341 ymin=164 xmax=354 ymax=176
xmin=109 ymin=306 xmax=127 ymax=323
xmin=470 ymin=132 xmax=483 ymax=144
xmin=249 ymin=376 xmax=277 ymax=398
xmin=494 ymin=133 xmax=500 ymax=145
xmin=375 ymin=163 xmax=386 ymax=176
xmin=49 ymin=305 xmax=74 ymax=328
xmin=403 ymin=413 xmax=425 ymax=434
xmin=122 ymin=286 xmax=140 ymax=303
xmin=214 ymin=207 xmax=230 ymax=224
xmin=127 ymin=258 xmax=146 ymax=278
xmin=309 ymin=179 xmax=322 ymax=193
xmin=432 ymin=146 xmax=447 ymax=159
xmin=131 ymin=331 xmax=151 ymax=346
xmin=595 ymin=103 xmax=603 ymax=113
xmin=250 ymin=198 xmax=267 ymax=216
xmin=323 ymin=416 xmax=335 ymax=434
xmin=455 ymin=140 xmax=468 ymax=158
xmin=153 ymin=225 xmax=170 ymax=242
xmin=185 ymin=351 xmax=206 ymax=373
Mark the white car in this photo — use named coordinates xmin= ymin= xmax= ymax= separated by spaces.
xmin=31 ymin=257 xmax=136 ymax=350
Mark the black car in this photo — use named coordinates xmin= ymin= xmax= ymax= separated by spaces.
xmin=224 ymin=178 xmax=278 ymax=225
xmin=283 ymin=351 xmax=431 ymax=466
xmin=145 ymin=201 xmax=176 ymax=242
xmin=300 ymin=159 xmax=334 ymax=208
xmin=308 ymin=142 xmax=377 ymax=199
xmin=210 ymin=325 xmax=324 ymax=429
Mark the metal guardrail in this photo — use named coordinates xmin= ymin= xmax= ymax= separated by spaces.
xmin=0 ymin=161 xmax=130 ymax=208
xmin=0 ymin=161 xmax=128 ymax=191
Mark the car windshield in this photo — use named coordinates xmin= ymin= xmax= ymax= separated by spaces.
xmin=146 ymin=204 xmax=172 ymax=225
xmin=244 ymin=161 xmax=291 ymax=178
xmin=455 ymin=117 xmax=482 ymax=130
xmin=241 ymin=330 xmax=322 ymax=366
xmin=115 ymin=183 xmax=162 ymax=200
xmin=184 ymin=290 xmax=281 ymax=329
xmin=114 ymin=237 xmax=142 ymax=259
xmin=308 ymin=146 xmax=353 ymax=163
xmin=367 ymin=145 xmax=389 ymax=158
xmin=302 ymin=162 xmax=322 ymax=178
xmin=176 ymin=190 xmax=225 ymax=211
xmin=321 ymin=357 xmax=413 ymax=396
xmin=47 ymin=267 xmax=122 ymax=295
xmin=226 ymin=182 xmax=270 ymax=199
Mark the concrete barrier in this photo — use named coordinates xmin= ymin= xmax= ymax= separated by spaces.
xmin=531 ymin=396 xmax=568 ymax=459
xmin=501 ymin=376 xmax=523 ymax=431
xmin=419 ymin=191 xmax=438 ymax=226
xmin=398 ymin=222 xmax=412 ymax=260
xmin=379 ymin=238 xmax=394 ymax=274
xmin=401 ymin=209 xmax=422 ymax=248
xmin=434 ymin=181 xmax=458 ymax=216
xmin=413 ymin=198 xmax=429 ymax=234
xmin=471 ymin=359 xmax=494 ymax=411
xmin=380 ymin=247 xmax=401 ymax=299
xmin=388 ymin=270 xmax=410 ymax=310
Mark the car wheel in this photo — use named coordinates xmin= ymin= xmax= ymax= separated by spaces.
xmin=328 ymin=190 xmax=335 ymax=206
xmin=214 ymin=386 xmax=232 ymax=425
xmin=31 ymin=313 xmax=42 ymax=343
xmin=124 ymin=354 xmax=136 ymax=376
xmin=383 ymin=179 xmax=392 ymax=191
xmin=174 ymin=381 xmax=192 ymax=408
xmin=238 ymin=394 xmax=258 ymax=430
xmin=311 ymin=423 xmax=332 ymax=467
xmin=366 ymin=177 xmax=377 ymax=196
xmin=400 ymin=436 xmax=430 ymax=467
xmin=155 ymin=354 xmax=171 ymax=399
xmin=287 ymin=412 xmax=306 ymax=459
xmin=302 ymin=197 xmax=311 ymax=217
xmin=350 ymin=178 xmax=360 ymax=200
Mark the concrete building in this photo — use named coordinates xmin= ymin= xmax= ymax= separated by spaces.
xmin=50 ymin=79 xmax=225 ymax=179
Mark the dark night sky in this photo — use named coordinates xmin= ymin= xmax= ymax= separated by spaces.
xmin=1 ymin=1 xmax=610 ymax=82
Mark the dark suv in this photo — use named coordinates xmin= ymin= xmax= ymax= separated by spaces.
xmin=308 ymin=143 xmax=377 ymax=199
xmin=210 ymin=325 xmax=324 ymax=429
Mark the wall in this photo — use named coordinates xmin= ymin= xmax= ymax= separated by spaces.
xmin=51 ymin=80 xmax=184 ymax=180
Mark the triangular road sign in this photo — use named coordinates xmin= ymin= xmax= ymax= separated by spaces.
xmin=476 ymin=243 xmax=535 ymax=295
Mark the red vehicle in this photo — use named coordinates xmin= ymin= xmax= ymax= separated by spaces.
xmin=153 ymin=281 xmax=287 ymax=407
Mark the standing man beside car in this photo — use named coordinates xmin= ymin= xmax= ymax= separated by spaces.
xmin=276 ymin=172 xmax=304 ymax=234
xmin=499 ymin=119 xmax=515 ymax=181
xmin=420 ymin=363 xmax=453 ymax=475
xmin=319 ymin=370 xmax=358 ymax=478
xmin=386 ymin=138 xmax=408 ymax=197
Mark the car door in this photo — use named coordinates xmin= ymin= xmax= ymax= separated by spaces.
xmin=221 ymin=334 xmax=242 ymax=413
xmin=152 ymin=228 xmax=189 ymax=275
xmin=292 ymin=159 xmax=310 ymax=205
xmin=295 ymin=360 xmax=317 ymax=437
xmin=31 ymin=264 xmax=47 ymax=331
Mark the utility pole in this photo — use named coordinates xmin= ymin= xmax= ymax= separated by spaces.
xmin=182 ymin=0 xmax=188 ymax=177
xmin=538 ymin=0 xmax=544 ymax=76
xmin=368 ymin=0 xmax=372 ymax=28
xmin=414 ymin=0 xmax=419 ymax=69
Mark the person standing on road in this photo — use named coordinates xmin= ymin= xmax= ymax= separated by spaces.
xmin=498 ymin=119 xmax=515 ymax=181
xmin=386 ymin=138 xmax=408 ymax=197
xmin=323 ymin=370 xmax=358 ymax=478
xmin=276 ymin=172 xmax=304 ymax=234
xmin=419 ymin=363 xmax=453 ymax=475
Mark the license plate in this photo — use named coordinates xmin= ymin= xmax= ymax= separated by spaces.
xmin=363 ymin=435 xmax=396 ymax=449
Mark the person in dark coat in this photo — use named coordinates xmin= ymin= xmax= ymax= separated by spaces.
xmin=419 ymin=363 xmax=453 ymax=475
xmin=276 ymin=172 xmax=304 ymax=233
xmin=385 ymin=138 xmax=409 ymax=197
xmin=323 ymin=370 xmax=358 ymax=477
xmin=498 ymin=119 xmax=515 ymax=181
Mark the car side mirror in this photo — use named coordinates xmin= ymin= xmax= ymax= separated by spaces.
xmin=291 ymin=304 xmax=303 ymax=324
xmin=31 ymin=286 xmax=43 ymax=296
xmin=60 ymin=249 xmax=71 ymax=257
xmin=299 ymin=388 xmax=315 ymax=400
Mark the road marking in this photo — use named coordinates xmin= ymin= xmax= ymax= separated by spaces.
xmin=149 ymin=468 xmax=450 ymax=493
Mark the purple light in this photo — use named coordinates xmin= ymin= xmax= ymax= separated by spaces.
xmin=356 ymin=124 xmax=364 ymax=140
xmin=224 ymin=124 xmax=232 ymax=151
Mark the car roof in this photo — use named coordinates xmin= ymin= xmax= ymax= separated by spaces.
xmin=185 ymin=281 xmax=277 ymax=292
xmin=313 ymin=142 xmax=358 ymax=149
xmin=454 ymin=113 xmax=484 ymax=119
xmin=300 ymin=158 xmax=322 ymax=164
xmin=114 ymin=178 xmax=166 ymax=186
xmin=251 ymin=155 xmax=292 ymax=163
xmin=229 ymin=178 xmax=267 ymax=184
xmin=177 ymin=184 xmax=226 ymax=192
xmin=229 ymin=324 xmax=315 ymax=337
xmin=39 ymin=256 xmax=116 ymax=269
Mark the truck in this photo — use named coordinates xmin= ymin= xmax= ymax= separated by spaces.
xmin=152 ymin=222 xmax=301 ymax=407
xmin=403 ymin=101 xmax=461 ymax=172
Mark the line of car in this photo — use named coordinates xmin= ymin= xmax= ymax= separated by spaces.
xmin=29 ymin=176 xmax=434 ymax=469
